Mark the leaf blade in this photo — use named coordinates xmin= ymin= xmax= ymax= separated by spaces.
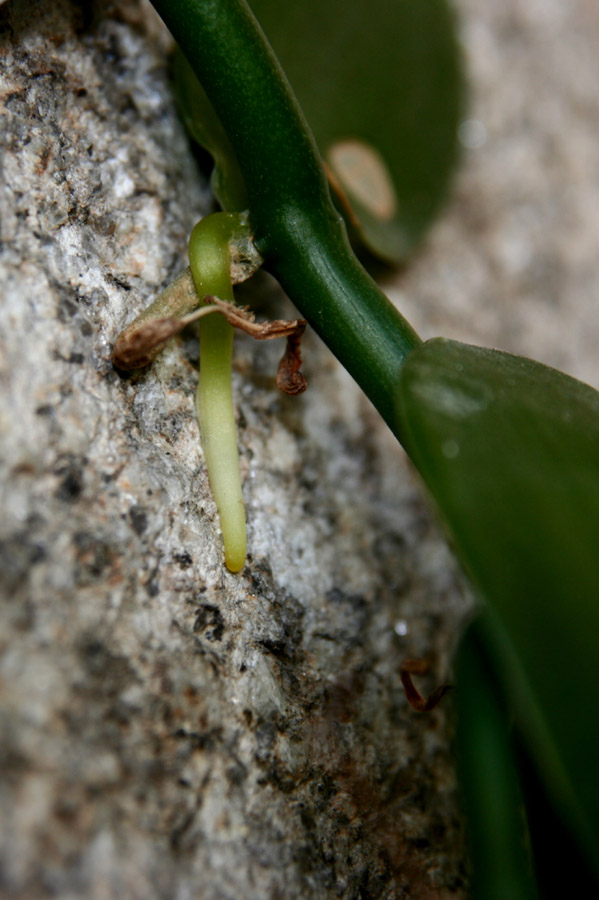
xmin=396 ymin=338 xmax=599 ymax=871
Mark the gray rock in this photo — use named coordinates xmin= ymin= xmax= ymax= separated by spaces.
xmin=0 ymin=2 xmax=468 ymax=898
xmin=1 ymin=0 xmax=597 ymax=898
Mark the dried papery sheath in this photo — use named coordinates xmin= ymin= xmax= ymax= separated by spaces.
xmin=112 ymin=318 xmax=184 ymax=370
xmin=112 ymin=305 xmax=222 ymax=370
xmin=228 ymin=221 xmax=264 ymax=285
xmin=112 ymin=268 xmax=199 ymax=369
xmin=113 ymin=295 xmax=307 ymax=387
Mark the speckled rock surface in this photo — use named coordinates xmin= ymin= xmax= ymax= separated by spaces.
xmin=1 ymin=0 xmax=597 ymax=898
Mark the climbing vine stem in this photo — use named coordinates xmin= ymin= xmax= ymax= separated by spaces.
xmin=149 ymin=0 xmax=421 ymax=436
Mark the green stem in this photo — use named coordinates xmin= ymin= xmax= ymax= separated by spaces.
xmin=189 ymin=213 xmax=247 ymax=573
xmin=150 ymin=0 xmax=421 ymax=434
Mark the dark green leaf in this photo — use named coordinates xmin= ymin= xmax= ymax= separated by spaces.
xmin=396 ymin=338 xmax=599 ymax=876
xmin=455 ymin=621 xmax=539 ymax=900
xmin=249 ymin=0 xmax=463 ymax=262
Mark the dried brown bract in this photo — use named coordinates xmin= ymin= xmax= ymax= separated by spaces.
xmin=276 ymin=328 xmax=307 ymax=395
xmin=400 ymin=658 xmax=452 ymax=712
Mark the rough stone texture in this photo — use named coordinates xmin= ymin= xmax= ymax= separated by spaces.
xmin=0 ymin=1 xmax=597 ymax=898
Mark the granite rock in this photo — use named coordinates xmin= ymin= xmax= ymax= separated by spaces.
xmin=1 ymin=0 xmax=597 ymax=898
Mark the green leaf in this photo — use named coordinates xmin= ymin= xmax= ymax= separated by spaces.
xmin=251 ymin=0 xmax=464 ymax=262
xmin=396 ymin=338 xmax=599 ymax=877
xmin=175 ymin=0 xmax=464 ymax=263
xmin=455 ymin=622 xmax=539 ymax=900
